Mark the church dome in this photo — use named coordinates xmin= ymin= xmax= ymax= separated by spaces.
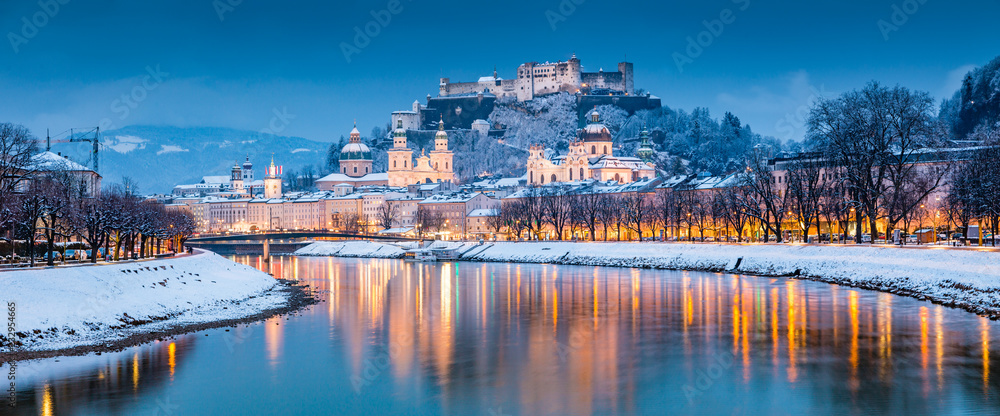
xmin=580 ymin=110 xmax=612 ymax=142
xmin=339 ymin=142 xmax=372 ymax=160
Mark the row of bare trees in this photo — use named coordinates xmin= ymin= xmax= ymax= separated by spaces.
xmin=0 ymin=122 xmax=196 ymax=266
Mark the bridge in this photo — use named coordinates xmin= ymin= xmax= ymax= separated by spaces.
xmin=185 ymin=231 xmax=419 ymax=256
xmin=187 ymin=231 xmax=419 ymax=243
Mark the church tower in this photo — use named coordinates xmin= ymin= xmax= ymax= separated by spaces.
xmin=580 ymin=109 xmax=614 ymax=157
xmin=636 ymin=126 xmax=654 ymax=163
xmin=429 ymin=116 xmax=454 ymax=179
xmin=242 ymin=155 xmax=254 ymax=182
xmin=231 ymin=161 xmax=245 ymax=194
xmin=264 ymin=157 xmax=282 ymax=199
xmin=339 ymin=123 xmax=373 ymax=178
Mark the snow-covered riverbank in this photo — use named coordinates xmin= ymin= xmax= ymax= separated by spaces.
xmin=0 ymin=250 xmax=298 ymax=357
xmin=294 ymin=240 xmax=1000 ymax=317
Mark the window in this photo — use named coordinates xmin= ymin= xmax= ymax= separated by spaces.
xmin=530 ymin=171 xmax=534 ymax=183
xmin=551 ymin=174 xmax=557 ymax=183
xmin=580 ymin=168 xmax=585 ymax=180
xmin=604 ymin=146 xmax=608 ymax=154
xmin=393 ymin=161 xmax=396 ymax=168
xmin=591 ymin=145 xmax=596 ymax=154
xmin=569 ymin=170 xmax=573 ymax=180
xmin=353 ymin=167 xmax=357 ymax=174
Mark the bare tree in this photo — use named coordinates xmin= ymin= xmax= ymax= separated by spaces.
xmin=375 ymin=202 xmax=399 ymax=231
xmin=808 ymin=82 xmax=945 ymax=242
xmin=785 ymin=157 xmax=826 ymax=242
xmin=0 ymin=123 xmax=38 ymax=230
xmin=542 ymin=187 xmax=571 ymax=240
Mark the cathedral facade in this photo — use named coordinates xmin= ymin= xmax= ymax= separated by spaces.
xmin=387 ymin=117 xmax=455 ymax=186
xmin=526 ymin=110 xmax=656 ymax=185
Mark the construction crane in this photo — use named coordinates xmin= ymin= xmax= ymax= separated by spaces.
xmin=44 ymin=127 xmax=101 ymax=174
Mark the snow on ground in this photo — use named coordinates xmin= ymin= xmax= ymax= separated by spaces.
xmin=294 ymin=241 xmax=406 ymax=258
xmin=0 ymin=251 xmax=286 ymax=352
xmin=295 ymin=240 xmax=1000 ymax=316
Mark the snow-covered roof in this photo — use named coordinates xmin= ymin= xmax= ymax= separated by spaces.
xmin=419 ymin=192 xmax=484 ymax=204
xmin=201 ymin=176 xmax=230 ymax=185
xmin=315 ymin=172 xmax=389 ymax=183
xmin=471 ymin=175 xmax=526 ymax=188
xmin=467 ymin=208 xmax=498 ymax=217
xmin=30 ymin=152 xmax=94 ymax=173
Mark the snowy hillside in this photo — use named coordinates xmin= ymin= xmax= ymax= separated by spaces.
xmin=49 ymin=125 xmax=329 ymax=193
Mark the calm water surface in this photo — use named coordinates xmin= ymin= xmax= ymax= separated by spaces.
xmin=3 ymin=255 xmax=999 ymax=415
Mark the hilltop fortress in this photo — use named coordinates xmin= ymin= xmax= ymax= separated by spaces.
xmin=439 ymin=54 xmax=634 ymax=101
xmin=393 ymin=54 xmax=660 ymax=131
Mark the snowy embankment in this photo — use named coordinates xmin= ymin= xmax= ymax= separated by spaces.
xmin=295 ymin=240 xmax=1000 ymax=317
xmin=0 ymin=251 xmax=290 ymax=354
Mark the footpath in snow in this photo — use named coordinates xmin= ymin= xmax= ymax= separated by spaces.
xmin=294 ymin=240 xmax=1000 ymax=318
xmin=0 ymin=250 xmax=300 ymax=358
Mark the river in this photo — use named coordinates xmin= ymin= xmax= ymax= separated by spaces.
xmin=2 ymin=255 xmax=998 ymax=415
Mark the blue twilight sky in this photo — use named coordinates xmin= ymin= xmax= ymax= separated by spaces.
xmin=0 ymin=0 xmax=997 ymax=143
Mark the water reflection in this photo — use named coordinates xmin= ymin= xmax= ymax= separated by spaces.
xmin=1 ymin=336 xmax=196 ymax=415
xmin=3 ymin=256 xmax=999 ymax=415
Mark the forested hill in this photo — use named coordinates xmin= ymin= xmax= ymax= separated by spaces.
xmin=940 ymin=55 xmax=1000 ymax=139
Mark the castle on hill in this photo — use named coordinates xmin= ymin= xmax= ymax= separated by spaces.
xmin=439 ymin=53 xmax=634 ymax=101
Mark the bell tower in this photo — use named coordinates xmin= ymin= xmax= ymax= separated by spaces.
xmin=264 ymin=157 xmax=282 ymax=199
xmin=429 ymin=116 xmax=454 ymax=181
xmin=387 ymin=118 xmax=413 ymax=186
